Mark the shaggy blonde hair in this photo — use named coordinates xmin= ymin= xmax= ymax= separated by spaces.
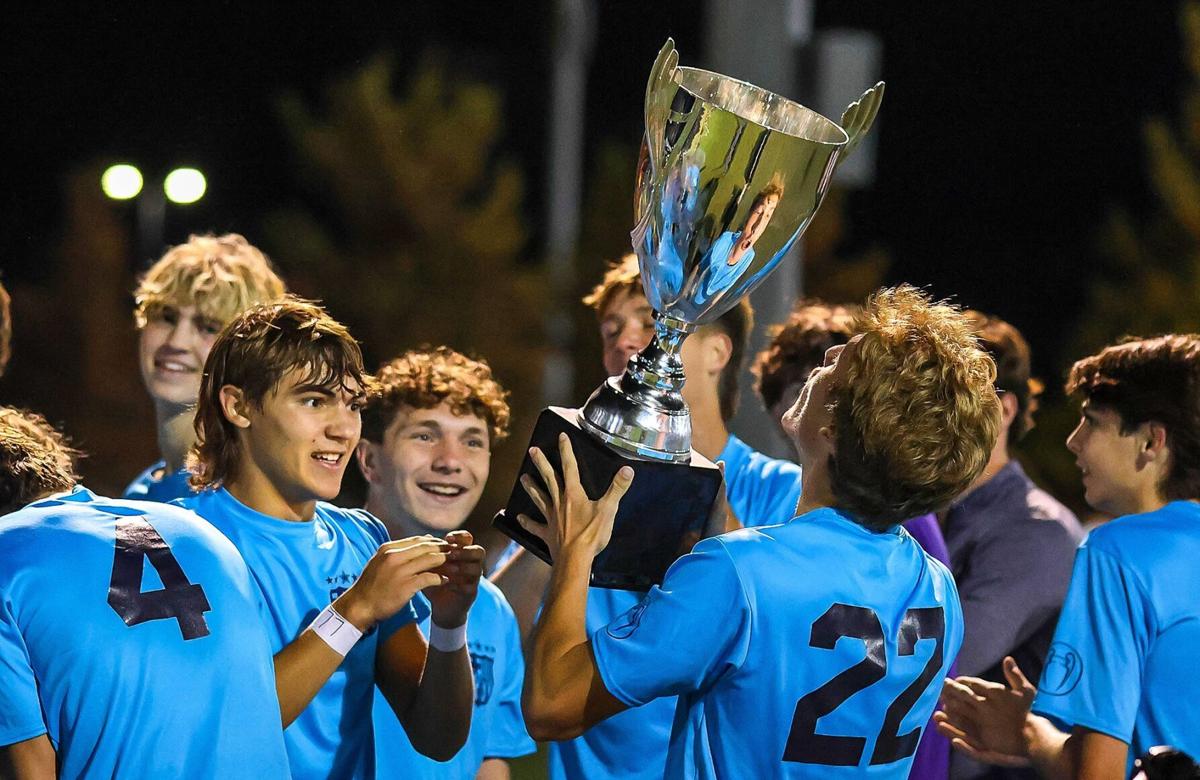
xmin=829 ymin=285 xmax=1001 ymax=530
xmin=0 ymin=406 xmax=79 ymax=515
xmin=134 ymin=233 xmax=286 ymax=329
xmin=362 ymin=347 xmax=511 ymax=445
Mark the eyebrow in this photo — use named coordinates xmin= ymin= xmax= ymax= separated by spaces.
xmin=408 ymin=420 xmax=487 ymax=436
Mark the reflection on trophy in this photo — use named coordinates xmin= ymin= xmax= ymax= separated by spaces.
xmin=495 ymin=39 xmax=884 ymax=589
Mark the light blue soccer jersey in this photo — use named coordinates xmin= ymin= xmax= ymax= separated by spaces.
xmin=180 ymin=488 xmax=429 ymax=780
xmin=591 ymin=508 xmax=963 ymax=779
xmin=374 ymin=577 xmax=534 ymax=778
xmin=123 ymin=460 xmax=194 ymax=503
xmin=548 ymin=433 xmax=805 ymax=779
xmin=0 ymin=487 xmax=290 ymax=779
xmin=1032 ymin=501 xmax=1200 ymax=769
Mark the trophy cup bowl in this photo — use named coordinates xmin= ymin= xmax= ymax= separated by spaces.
xmin=495 ymin=39 xmax=884 ymax=589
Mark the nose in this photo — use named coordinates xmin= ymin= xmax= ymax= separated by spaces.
xmin=1065 ymin=422 xmax=1083 ymax=453
xmin=431 ymin=440 xmax=464 ymax=474
xmin=162 ymin=318 xmax=195 ymax=351
xmin=327 ymin=404 xmax=360 ymax=443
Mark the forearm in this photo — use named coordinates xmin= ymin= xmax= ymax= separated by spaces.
xmin=490 ymin=547 xmax=551 ymax=647
xmin=0 ymin=734 xmax=56 ymax=780
xmin=1025 ymin=715 xmax=1074 ymax=779
xmin=524 ymin=550 xmax=595 ymax=739
xmin=273 ymin=629 xmax=347 ymax=727
xmin=401 ymin=643 xmax=474 ymax=760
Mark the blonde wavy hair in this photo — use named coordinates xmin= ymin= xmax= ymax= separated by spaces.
xmin=134 ymin=233 xmax=286 ymax=329
xmin=362 ymin=347 xmax=511 ymax=445
xmin=829 ymin=285 xmax=1001 ymax=530
xmin=0 ymin=406 xmax=80 ymax=515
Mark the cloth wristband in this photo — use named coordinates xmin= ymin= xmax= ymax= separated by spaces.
xmin=309 ymin=604 xmax=363 ymax=657
xmin=429 ymin=621 xmax=467 ymax=652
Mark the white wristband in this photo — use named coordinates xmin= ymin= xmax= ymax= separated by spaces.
xmin=428 ymin=621 xmax=467 ymax=653
xmin=309 ymin=604 xmax=363 ymax=657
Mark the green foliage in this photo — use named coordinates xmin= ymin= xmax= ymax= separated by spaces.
xmin=1077 ymin=1 xmax=1200 ymax=354
xmin=264 ymin=51 xmax=545 ymax=529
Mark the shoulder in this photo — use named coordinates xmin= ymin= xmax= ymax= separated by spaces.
xmin=1083 ymin=503 xmax=1196 ymax=560
xmin=475 ymin=577 xmax=516 ymax=618
xmin=316 ymin=503 xmax=389 ymax=543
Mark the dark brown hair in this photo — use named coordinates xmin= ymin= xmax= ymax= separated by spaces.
xmin=0 ymin=406 xmax=80 ymax=515
xmin=362 ymin=347 xmax=511 ymax=445
xmin=829 ymin=286 xmax=1001 ymax=531
xmin=188 ymin=296 xmax=372 ymax=489
xmin=583 ymin=253 xmax=753 ymax=421
xmin=1066 ymin=334 xmax=1200 ymax=502
xmin=754 ymin=300 xmax=859 ymax=412
xmin=964 ymin=311 xmax=1040 ymax=446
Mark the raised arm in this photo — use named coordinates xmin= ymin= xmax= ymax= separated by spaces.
xmin=516 ymin=435 xmax=631 ymax=740
xmin=272 ymin=537 xmax=448 ymax=726
xmin=374 ymin=530 xmax=482 ymax=761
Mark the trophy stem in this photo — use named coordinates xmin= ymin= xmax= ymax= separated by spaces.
xmin=580 ymin=314 xmax=694 ymax=463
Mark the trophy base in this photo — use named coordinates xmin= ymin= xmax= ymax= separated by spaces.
xmin=494 ymin=406 xmax=722 ymax=591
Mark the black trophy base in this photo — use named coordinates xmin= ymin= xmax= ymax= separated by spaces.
xmin=494 ymin=406 xmax=722 ymax=591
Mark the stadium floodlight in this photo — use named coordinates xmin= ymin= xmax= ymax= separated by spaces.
xmin=101 ymin=164 xmax=144 ymax=200
xmin=163 ymin=168 xmax=206 ymax=205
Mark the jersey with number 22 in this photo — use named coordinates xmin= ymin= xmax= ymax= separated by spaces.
xmin=591 ymin=507 xmax=963 ymax=779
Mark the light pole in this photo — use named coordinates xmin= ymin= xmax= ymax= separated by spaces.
xmin=101 ymin=164 xmax=207 ymax=262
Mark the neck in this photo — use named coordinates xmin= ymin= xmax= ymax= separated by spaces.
xmin=794 ymin=460 xmax=835 ymax=517
xmin=363 ymin=494 xmax=431 ymax=539
xmin=689 ymin=396 xmax=729 ymax=461
xmin=226 ymin=468 xmax=318 ymax=522
xmin=155 ymin=401 xmax=196 ymax=472
xmin=963 ymin=442 xmax=1011 ymax=496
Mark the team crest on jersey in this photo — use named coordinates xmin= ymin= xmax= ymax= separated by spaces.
xmin=606 ymin=597 xmax=649 ymax=640
xmin=325 ymin=572 xmax=356 ymax=602
xmin=1041 ymin=642 xmax=1083 ymax=695
xmin=469 ymin=648 xmax=495 ymax=706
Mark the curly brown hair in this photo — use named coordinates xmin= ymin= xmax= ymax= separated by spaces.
xmin=1066 ymin=334 xmax=1200 ymax=502
xmin=829 ymin=286 xmax=1001 ymax=530
xmin=583 ymin=253 xmax=753 ymax=421
xmin=754 ymin=300 xmax=859 ymax=412
xmin=134 ymin=233 xmax=286 ymax=329
xmin=0 ymin=406 xmax=80 ymax=515
xmin=361 ymin=347 xmax=511 ymax=445
xmin=188 ymin=297 xmax=373 ymax=490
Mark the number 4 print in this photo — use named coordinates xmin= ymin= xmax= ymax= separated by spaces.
xmin=108 ymin=517 xmax=212 ymax=640
xmin=782 ymin=603 xmax=945 ymax=766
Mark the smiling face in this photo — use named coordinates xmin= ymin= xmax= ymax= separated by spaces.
xmin=1066 ymin=402 xmax=1153 ymax=517
xmin=234 ymin=367 xmax=365 ymax=509
xmin=139 ymin=304 xmax=224 ymax=407
xmin=740 ymin=192 xmax=779 ymax=250
xmin=359 ymin=401 xmax=490 ymax=534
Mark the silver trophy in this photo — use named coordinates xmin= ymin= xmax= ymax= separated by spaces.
xmin=497 ymin=39 xmax=884 ymax=588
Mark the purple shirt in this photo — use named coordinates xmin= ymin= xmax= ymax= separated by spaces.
xmin=901 ymin=513 xmax=953 ymax=780
xmin=943 ymin=460 xmax=1082 ymax=780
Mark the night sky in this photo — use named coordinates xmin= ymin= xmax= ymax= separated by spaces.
xmin=1 ymin=2 xmax=1183 ymax=381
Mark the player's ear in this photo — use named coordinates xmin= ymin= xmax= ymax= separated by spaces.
xmin=1138 ymin=421 xmax=1169 ymax=468
xmin=218 ymin=385 xmax=252 ymax=429
xmin=355 ymin=440 xmax=379 ymax=484
xmin=705 ymin=330 xmax=733 ymax=374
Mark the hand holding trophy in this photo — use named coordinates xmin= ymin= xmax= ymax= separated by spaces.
xmin=495 ymin=39 xmax=884 ymax=589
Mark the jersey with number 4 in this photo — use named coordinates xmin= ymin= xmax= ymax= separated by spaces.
xmin=0 ymin=487 xmax=290 ymax=779
xmin=591 ymin=507 xmax=963 ymax=779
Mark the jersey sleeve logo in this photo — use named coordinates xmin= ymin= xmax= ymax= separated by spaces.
xmin=1040 ymin=642 xmax=1083 ymax=695
xmin=606 ymin=597 xmax=649 ymax=640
